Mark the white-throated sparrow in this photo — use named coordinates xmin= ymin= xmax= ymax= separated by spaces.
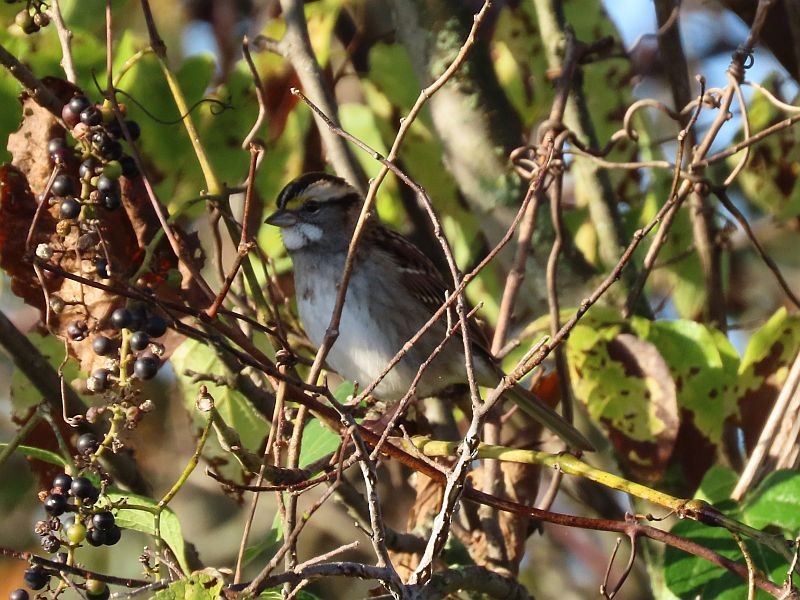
xmin=266 ymin=172 xmax=592 ymax=450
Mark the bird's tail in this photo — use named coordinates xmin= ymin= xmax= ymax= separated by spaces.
xmin=504 ymin=383 xmax=594 ymax=451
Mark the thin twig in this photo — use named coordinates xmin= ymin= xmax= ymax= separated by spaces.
xmin=241 ymin=36 xmax=268 ymax=153
xmin=49 ymin=0 xmax=77 ymax=83
xmin=205 ymin=145 xmax=260 ymax=319
xmin=713 ymin=187 xmax=800 ymax=308
xmin=732 ymin=349 xmax=800 ymax=500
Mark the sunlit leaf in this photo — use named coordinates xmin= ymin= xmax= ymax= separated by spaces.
xmin=107 ymin=490 xmax=190 ymax=574
xmin=152 ymin=571 xmax=224 ymax=600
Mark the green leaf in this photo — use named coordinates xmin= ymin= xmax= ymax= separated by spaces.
xmin=298 ymin=418 xmax=340 ymax=470
xmin=171 ymin=339 xmax=269 ymax=453
xmin=566 ymin=315 xmax=679 ymax=479
xmin=333 ymin=380 xmax=356 ymax=403
xmin=742 ymin=470 xmax=800 ymax=532
xmin=367 ymin=43 xmax=419 ymax=111
xmin=664 ymin=519 xmax=784 ymax=600
xmin=107 ymin=490 xmax=190 ymax=574
xmin=737 ymin=309 xmax=800 ymax=448
xmin=739 ymin=308 xmax=800 ymax=383
xmin=636 ymin=149 xmax=705 ymax=319
xmin=695 ymin=465 xmax=738 ymax=506
xmin=294 ymin=382 xmax=350 ymax=470
xmin=0 ymin=443 xmax=68 ymax=466
xmin=243 ymin=512 xmax=282 ymax=568
xmin=152 ymin=572 xmax=224 ymax=600
xmin=339 ymin=102 xmax=389 ymax=181
xmin=633 ymin=318 xmax=740 ymax=446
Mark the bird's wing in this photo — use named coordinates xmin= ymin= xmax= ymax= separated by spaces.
xmin=370 ymin=224 xmax=494 ymax=351
xmin=369 ymin=224 xmax=593 ymax=450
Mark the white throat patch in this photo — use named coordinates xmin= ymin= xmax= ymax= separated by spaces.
xmin=282 ymin=222 xmax=324 ymax=251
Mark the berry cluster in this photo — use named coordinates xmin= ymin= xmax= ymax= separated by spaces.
xmin=9 ymin=472 xmax=120 ymax=599
xmin=10 ymin=572 xmax=109 ymax=600
xmin=51 ymin=93 xmax=140 ymax=228
xmin=38 ymin=92 xmax=174 ymax=386
xmin=38 ymin=471 xmax=122 ymax=545
xmin=12 ymin=1 xmax=50 ymax=35
xmin=81 ymin=305 xmax=167 ymax=390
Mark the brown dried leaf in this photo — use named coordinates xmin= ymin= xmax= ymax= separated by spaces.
xmin=468 ymin=424 xmax=541 ymax=575
xmin=389 ymin=472 xmax=444 ymax=581
xmin=1 ymin=79 xmax=206 ymax=376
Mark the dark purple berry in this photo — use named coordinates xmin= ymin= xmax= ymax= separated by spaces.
xmin=145 ymin=315 xmax=168 ymax=338
xmin=52 ymin=174 xmax=74 ymax=196
xmin=95 ymin=259 xmax=109 ymax=279
xmin=49 ymin=147 xmax=71 ymax=165
xmin=92 ymin=511 xmax=114 ymax=531
xmin=80 ymin=105 xmax=102 ymax=126
xmin=79 ymin=157 xmax=100 ymax=180
xmin=92 ymin=336 xmax=114 ymax=356
xmin=59 ymin=198 xmax=81 ymax=219
xmin=61 ymin=104 xmax=80 ymax=128
xmin=119 ymin=155 xmax=139 ymax=178
xmin=33 ymin=12 xmax=49 ymax=27
xmin=48 ymin=138 xmax=70 ymax=164
xmin=23 ymin=566 xmax=48 ymax=590
xmin=52 ymin=473 xmax=72 ymax=491
xmin=48 ymin=138 xmax=67 ymax=154
xmin=86 ymin=527 xmax=106 ymax=546
xmin=98 ymin=138 xmax=123 ymax=161
xmin=133 ymin=356 xmax=159 ymax=380
xmin=69 ymin=476 xmax=97 ymax=500
xmin=99 ymin=189 xmax=121 ymax=211
xmin=124 ymin=120 xmax=141 ymax=141
xmin=106 ymin=119 xmax=122 ymax=139
xmin=130 ymin=331 xmax=149 ymax=351
xmin=76 ymin=432 xmax=99 ymax=455
xmin=47 ymin=137 xmax=69 ymax=154
xmin=110 ymin=307 xmax=132 ymax=330
xmin=90 ymin=368 xmax=110 ymax=392
xmin=96 ymin=175 xmax=119 ymax=192
xmin=104 ymin=523 xmax=121 ymax=545
xmin=41 ymin=534 xmax=60 ymax=553
xmin=90 ymin=131 xmax=108 ymax=146
xmin=44 ymin=493 xmax=67 ymax=516
xmin=10 ymin=589 xmax=29 ymax=600
xmin=67 ymin=322 xmax=87 ymax=341
xmin=68 ymin=95 xmax=91 ymax=116
xmin=128 ymin=306 xmax=146 ymax=331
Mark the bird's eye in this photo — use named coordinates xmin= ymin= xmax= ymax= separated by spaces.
xmin=302 ymin=201 xmax=320 ymax=214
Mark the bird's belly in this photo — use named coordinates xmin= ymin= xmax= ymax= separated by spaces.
xmin=297 ymin=278 xmax=419 ymax=400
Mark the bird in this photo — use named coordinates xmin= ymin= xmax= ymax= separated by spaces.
xmin=266 ymin=172 xmax=593 ymax=451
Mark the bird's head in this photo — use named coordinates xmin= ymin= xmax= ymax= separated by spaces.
xmin=266 ymin=172 xmax=362 ymax=252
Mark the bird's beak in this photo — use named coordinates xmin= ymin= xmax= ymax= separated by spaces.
xmin=265 ymin=209 xmax=297 ymax=228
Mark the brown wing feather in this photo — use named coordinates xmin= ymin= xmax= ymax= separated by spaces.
xmin=368 ymin=223 xmax=495 ymax=355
